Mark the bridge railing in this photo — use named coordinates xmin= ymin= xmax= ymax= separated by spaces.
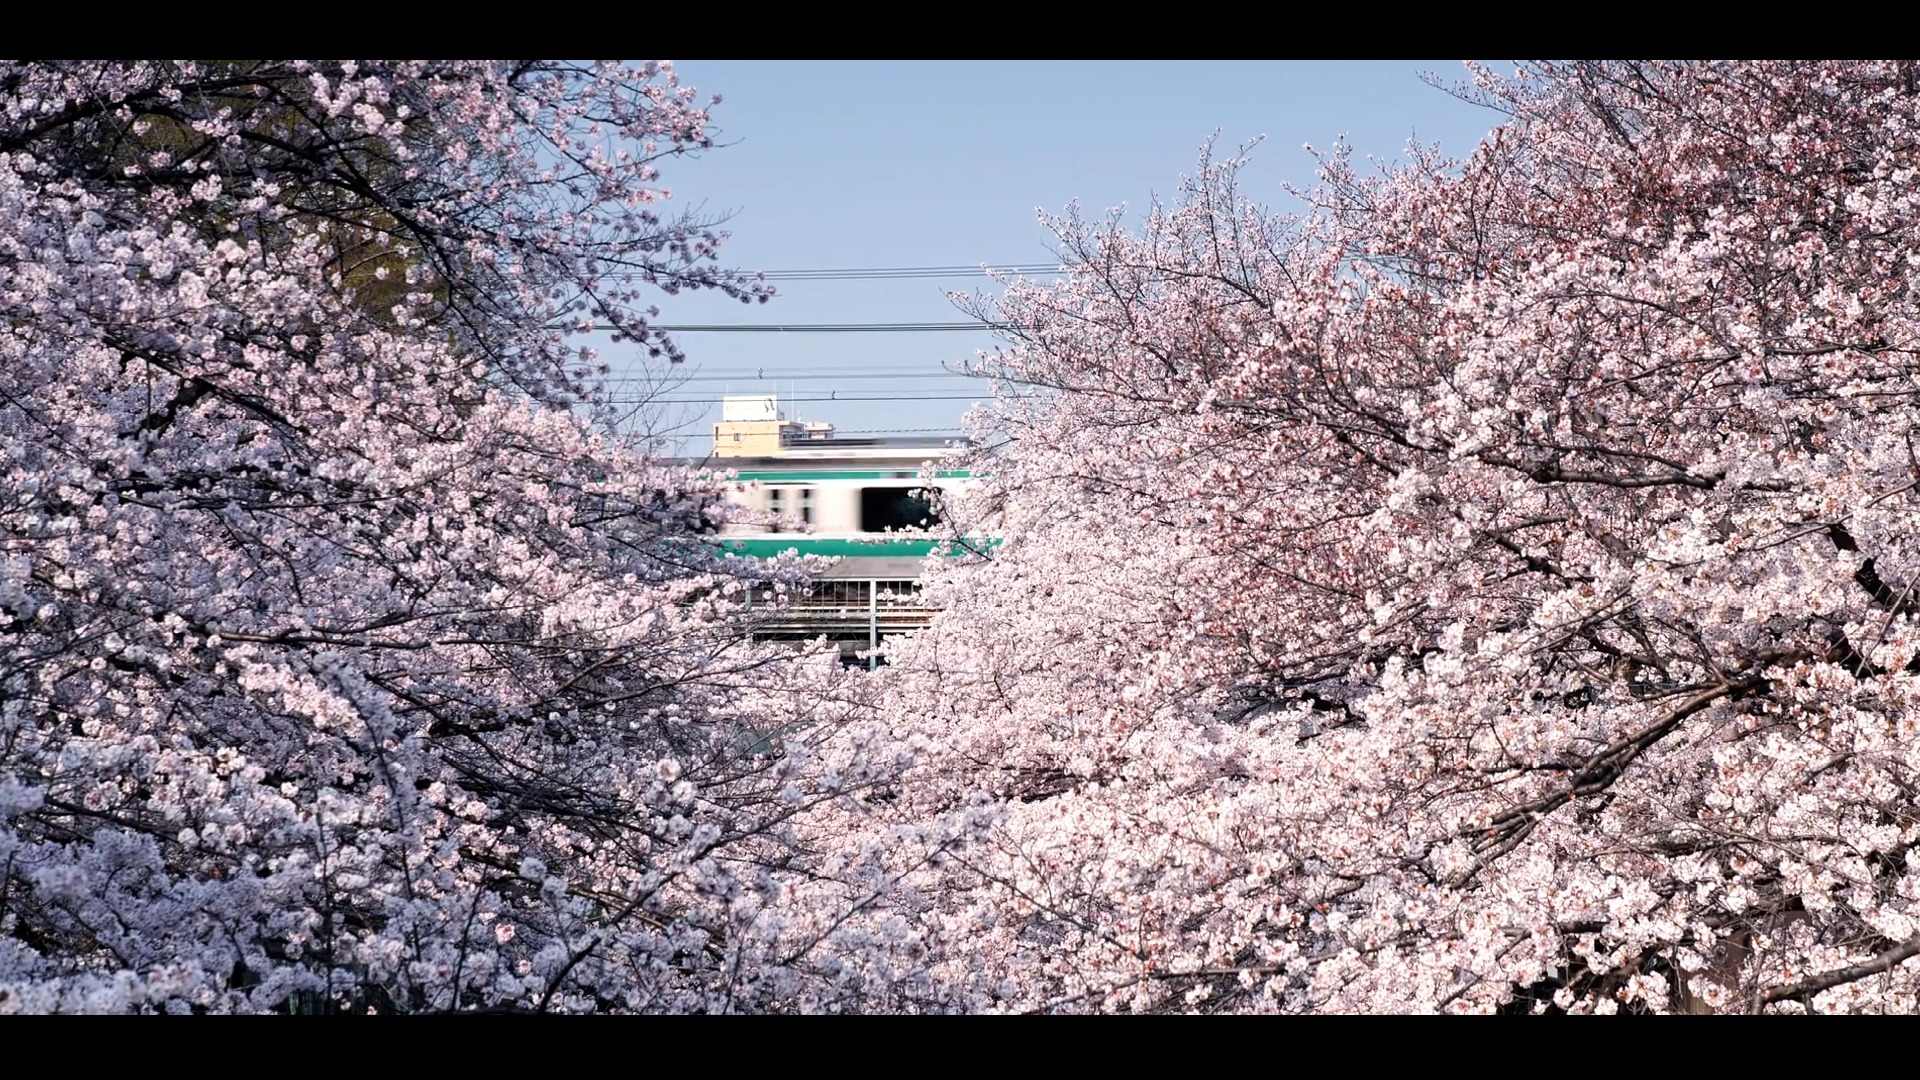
xmin=741 ymin=578 xmax=936 ymax=667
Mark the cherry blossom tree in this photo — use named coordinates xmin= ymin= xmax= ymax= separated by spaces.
xmin=0 ymin=61 xmax=968 ymax=1014
xmin=880 ymin=60 xmax=1920 ymax=1013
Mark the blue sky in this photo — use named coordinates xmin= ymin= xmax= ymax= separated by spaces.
xmin=613 ymin=61 xmax=1510 ymax=454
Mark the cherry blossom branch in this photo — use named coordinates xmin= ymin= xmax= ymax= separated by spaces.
xmin=1753 ymin=933 xmax=1920 ymax=1012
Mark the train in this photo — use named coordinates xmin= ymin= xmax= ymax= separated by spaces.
xmin=696 ymin=394 xmax=974 ymax=575
xmin=690 ymin=395 xmax=978 ymax=662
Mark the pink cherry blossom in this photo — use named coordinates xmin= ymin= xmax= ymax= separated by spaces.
xmin=0 ymin=61 xmax=958 ymax=1015
xmin=875 ymin=61 xmax=1920 ymax=1013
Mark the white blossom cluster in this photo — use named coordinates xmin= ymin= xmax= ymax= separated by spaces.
xmin=0 ymin=61 xmax=970 ymax=1014
xmin=869 ymin=61 xmax=1920 ymax=1012
xmin=17 ymin=59 xmax=1920 ymax=1016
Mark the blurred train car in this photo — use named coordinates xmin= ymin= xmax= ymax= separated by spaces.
xmin=697 ymin=395 xmax=975 ymax=664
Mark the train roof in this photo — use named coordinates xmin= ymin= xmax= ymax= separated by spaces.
xmin=669 ymin=433 xmax=977 ymax=475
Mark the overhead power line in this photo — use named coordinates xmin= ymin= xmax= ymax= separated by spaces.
xmin=615 ymin=360 xmax=975 ymax=376
xmin=608 ymin=263 xmax=1066 ymax=283
xmin=604 ymin=372 xmax=974 ymax=383
xmin=752 ymin=264 xmax=1063 ymax=281
xmin=607 ymin=393 xmax=1038 ymax=405
xmin=625 ymin=322 xmax=1016 ymax=334
xmin=827 ymin=427 xmax=975 ymax=435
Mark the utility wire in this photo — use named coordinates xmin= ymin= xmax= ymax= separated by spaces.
xmin=620 ymin=322 xmax=1016 ymax=333
xmin=575 ymin=321 xmax=1023 ymax=333
xmin=605 ymin=372 xmax=975 ymax=383
xmin=824 ymin=427 xmax=974 ymax=435
xmin=605 ymin=393 xmax=1038 ymax=404
xmin=753 ymin=263 xmax=1059 ymax=280
xmin=608 ymin=263 xmax=1065 ymax=282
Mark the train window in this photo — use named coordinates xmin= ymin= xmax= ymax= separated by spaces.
xmin=860 ymin=487 xmax=940 ymax=532
xmin=765 ymin=487 xmax=810 ymax=532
